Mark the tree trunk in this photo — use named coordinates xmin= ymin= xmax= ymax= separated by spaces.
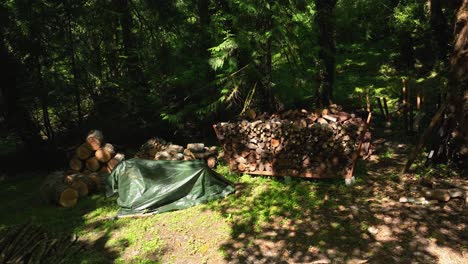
xmin=114 ymin=0 xmax=145 ymax=95
xmin=430 ymin=0 xmax=450 ymax=62
xmin=314 ymin=0 xmax=337 ymax=107
xmin=66 ymin=5 xmax=83 ymax=126
xmin=398 ymin=31 xmax=415 ymax=70
xmin=447 ymin=0 xmax=468 ymax=170
xmin=0 ymin=39 xmax=42 ymax=148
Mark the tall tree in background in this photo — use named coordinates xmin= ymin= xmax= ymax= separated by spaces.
xmin=314 ymin=0 xmax=337 ymax=107
xmin=114 ymin=0 xmax=146 ymax=107
xmin=430 ymin=0 xmax=450 ymax=63
xmin=0 ymin=5 xmax=41 ymax=147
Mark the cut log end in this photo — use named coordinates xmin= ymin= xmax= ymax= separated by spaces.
xmin=85 ymin=157 xmax=101 ymax=172
xmin=59 ymin=188 xmax=79 ymax=207
xmin=86 ymin=130 xmax=104 ymax=151
xmin=95 ymin=143 xmax=115 ymax=163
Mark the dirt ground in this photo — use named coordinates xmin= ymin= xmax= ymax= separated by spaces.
xmin=152 ymin=137 xmax=468 ymax=264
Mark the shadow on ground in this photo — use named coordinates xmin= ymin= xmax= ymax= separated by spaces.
xmin=0 ymin=172 xmax=126 ymax=263
xmin=208 ymin=126 xmax=468 ymax=263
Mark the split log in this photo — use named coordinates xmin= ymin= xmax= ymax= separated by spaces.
xmin=86 ymin=130 xmax=104 ymax=151
xmin=95 ymin=143 xmax=115 ymax=163
xmin=75 ymin=143 xmax=93 ymax=160
xmin=85 ymin=157 xmax=101 ymax=172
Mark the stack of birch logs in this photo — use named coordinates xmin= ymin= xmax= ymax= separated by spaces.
xmin=214 ymin=106 xmax=371 ymax=178
xmin=135 ymin=138 xmax=218 ymax=168
xmin=68 ymin=130 xmax=125 ymax=176
xmin=0 ymin=222 xmax=83 ymax=263
xmin=40 ymin=130 xmax=126 ymax=208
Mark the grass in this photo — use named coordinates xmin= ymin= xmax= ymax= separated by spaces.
xmin=0 ymin=165 xmax=351 ymax=263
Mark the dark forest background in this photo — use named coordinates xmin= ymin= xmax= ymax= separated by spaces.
xmin=0 ymin=0 xmax=466 ymax=172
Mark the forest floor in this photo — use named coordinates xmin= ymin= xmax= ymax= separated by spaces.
xmin=0 ymin=128 xmax=467 ymax=263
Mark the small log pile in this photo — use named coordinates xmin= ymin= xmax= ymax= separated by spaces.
xmin=213 ymin=106 xmax=372 ymax=178
xmin=135 ymin=138 xmax=218 ymax=168
xmin=69 ymin=130 xmax=125 ymax=176
xmin=0 ymin=222 xmax=83 ymax=263
xmin=40 ymin=171 xmax=103 ymax=207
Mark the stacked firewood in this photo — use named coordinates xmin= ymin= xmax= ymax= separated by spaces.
xmin=40 ymin=171 xmax=103 ymax=208
xmin=213 ymin=106 xmax=371 ymax=178
xmin=68 ymin=130 xmax=125 ymax=175
xmin=136 ymin=139 xmax=218 ymax=168
xmin=0 ymin=222 xmax=83 ymax=263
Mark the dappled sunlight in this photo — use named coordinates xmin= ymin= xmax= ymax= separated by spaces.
xmin=206 ymin=126 xmax=468 ymax=263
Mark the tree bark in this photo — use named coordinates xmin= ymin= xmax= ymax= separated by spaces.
xmin=430 ymin=0 xmax=450 ymax=62
xmin=65 ymin=3 xmax=83 ymax=126
xmin=314 ymin=0 xmax=337 ymax=107
xmin=114 ymin=0 xmax=146 ymax=110
xmin=0 ymin=39 xmax=42 ymax=148
xmin=447 ymin=0 xmax=468 ymax=170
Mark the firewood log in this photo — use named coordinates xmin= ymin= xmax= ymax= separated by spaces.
xmin=187 ymin=143 xmax=205 ymax=153
xmin=99 ymin=166 xmax=111 ymax=175
xmin=167 ymin=144 xmax=184 ymax=154
xmin=85 ymin=157 xmax=100 ymax=172
xmin=86 ymin=130 xmax=104 ymax=151
xmin=207 ymin=156 xmax=217 ymax=168
xmin=70 ymin=180 xmax=88 ymax=197
xmin=75 ymin=143 xmax=93 ymax=160
xmin=87 ymin=172 xmax=103 ymax=190
xmin=108 ymin=153 xmax=125 ymax=170
xmin=41 ymin=181 xmax=78 ymax=208
xmin=95 ymin=143 xmax=115 ymax=163
xmin=69 ymin=156 xmax=83 ymax=171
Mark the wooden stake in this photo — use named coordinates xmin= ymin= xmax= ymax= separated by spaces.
xmin=346 ymin=111 xmax=372 ymax=180
xmin=416 ymin=88 xmax=421 ymax=110
xmin=408 ymin=80 xmax=414 ymax=133
xmin=366 ymin=88 xmax=371 ymax=112
xmin=402 ymin=78 xmax=408 ymax=133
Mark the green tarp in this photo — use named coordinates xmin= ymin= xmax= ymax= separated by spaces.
xmin=105 ymin=158 xmax=234 ymax=216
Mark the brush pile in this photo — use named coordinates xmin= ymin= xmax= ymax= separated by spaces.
xmin=68 ymin=130 xmax=125 ymax=175
xmin=0 ymin=222 xmax=83 ymax=263
xmin=135 ymin=138 xmax=218 ymax=168
xmin=213 ymin=106 xmax=372 ymax=178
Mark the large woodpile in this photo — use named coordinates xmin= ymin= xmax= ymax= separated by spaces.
xmin=0 ymin=222 xmax=83 ymax=263
xmin=214 ymin=106 xmax=372 ymax=178
xmin=68 ymin=130 xmax=125 ymax=176
xmin=135 ymin=138 xmax=218 ymax=168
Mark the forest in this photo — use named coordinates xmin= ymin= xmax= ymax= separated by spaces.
xmin=0 ymin=0 xmax=467 ymax=263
